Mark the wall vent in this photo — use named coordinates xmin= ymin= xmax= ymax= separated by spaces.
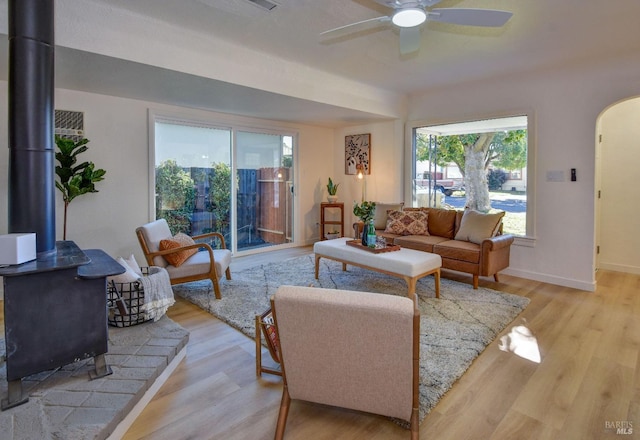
xmin=55 ymin=110 xmax=84 ymax=141
xmin=247 ymin=0 xmax=278 ymax=12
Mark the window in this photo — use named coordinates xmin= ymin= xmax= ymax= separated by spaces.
xmin=412 ymin=115 xmax=532 ymax=237
xmin=507 ymin=169 xmax=523 ymax=180
xmin=152 ymin=115 xmax=296 ymax=254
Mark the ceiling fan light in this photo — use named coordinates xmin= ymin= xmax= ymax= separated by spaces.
xmin=392 ymin=8 xmax=427 ymax=28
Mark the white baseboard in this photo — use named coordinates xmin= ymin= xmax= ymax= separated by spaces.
xmin=502 ymin=268 xmax=596 ymax=292
xmin=107 ymin=346 xmax=187 ymax=440
xmin=597 ymin=262 xmax=640 ymax=275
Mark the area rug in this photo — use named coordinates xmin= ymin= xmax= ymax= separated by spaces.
xmin=173 ymin=254 xmax=529 ymax=422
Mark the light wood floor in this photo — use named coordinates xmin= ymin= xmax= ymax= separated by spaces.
xmin=72 ymin=248 xmax=640 ymax=438
xmin=117 ymin=247 xmax=640 ymax=440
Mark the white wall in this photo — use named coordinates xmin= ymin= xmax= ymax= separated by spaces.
xmin=598 ymin=97 xmax=640 ymax=274
xmin=0 ymin=0 xmax=406 ymax=121
xmin=407 ymin=53 xmax=640 ymax=290
xmin=335 ymin=120 xmax=405 ymax=234
xmin=3 ymin=58 xmax=639 ymax=293
xmin=0 ymin=83 xmax=335 ymax=266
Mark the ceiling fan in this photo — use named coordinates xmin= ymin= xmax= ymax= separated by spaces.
xmin=320 ymin=0 xmax=513 ymax=55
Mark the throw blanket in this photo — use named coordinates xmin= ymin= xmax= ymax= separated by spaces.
xmin=140 ymin=267 xmax=175 ymax=322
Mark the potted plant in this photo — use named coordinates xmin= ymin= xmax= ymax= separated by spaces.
xmin=353 ymin=201 xmax=376 ymax=245
xmin=54 ymin=135 xmax=107 ymax=240
xmin=326 ymin=177 xmax=340 ymax=202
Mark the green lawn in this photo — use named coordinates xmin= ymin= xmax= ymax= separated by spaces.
xmin=492 ymin=190 xmax=526 ymax=236
xmin=502 ymin=211 xmax=526 ymax=236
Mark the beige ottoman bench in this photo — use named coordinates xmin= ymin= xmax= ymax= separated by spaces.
xmin=313 ymin=237 xmax=442 ymax=299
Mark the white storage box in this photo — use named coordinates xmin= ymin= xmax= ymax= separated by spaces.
xmin=0 ymin=233 xmax=37 ymax=265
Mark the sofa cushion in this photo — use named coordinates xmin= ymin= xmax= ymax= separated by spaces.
xmin=159 ymin=233 xmax=198 ymax=267
xmin=373 ymin=202 xmax=404 ymax=229
xmin=426 ymin=208 xmax=458 ymax=239
xmin=393 ymin=235 xmax=449 ymax=253
xmin=434 ymin=240 xmax=481 ymax=264
xmin=454 ymin=210 xmax=505 ymax=245
xmin=376 ymin=230 xmax=401 ymax=243
xmin=404 ymin=207 xmax=458 ymax=239
xmin=385 ymin=210 xmax=429 ymax=236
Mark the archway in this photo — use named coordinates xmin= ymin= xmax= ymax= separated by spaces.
xmin=595 ymin=96 xmax=640 ymax=274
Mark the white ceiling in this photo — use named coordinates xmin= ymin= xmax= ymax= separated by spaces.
xmin=3 ymin=0 xmax=640 ymax=127
xmin=85 ymin=0 xmax=640 ymax=93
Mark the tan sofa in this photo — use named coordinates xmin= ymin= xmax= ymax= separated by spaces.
xmin=355 ymin=204 xmax=514 ymax=289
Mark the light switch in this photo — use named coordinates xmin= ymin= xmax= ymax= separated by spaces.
xmin=546 ymin=170 xmax=565 ymax=182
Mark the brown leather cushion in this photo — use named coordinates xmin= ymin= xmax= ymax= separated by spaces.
xmin=434 ymin=240 xmax=481 ymax=264
xmin=159 ymin=233 xmax=197 ymax=267
xmin=426 ymin=208 xmax=458 ymax=239
xmin=384 ymin=210 xmax=429 ymax=236
xmin=393 ymin=235 xmax=449 ymax=253
xmin=404 ymin=207 xmax=458 ymax=238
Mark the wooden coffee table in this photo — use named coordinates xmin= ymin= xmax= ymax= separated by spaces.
xmin=313 ymin=238 xmax=441 ymax=299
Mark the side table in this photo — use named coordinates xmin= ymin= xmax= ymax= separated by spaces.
xmin=320 ymin=202 xmax=344 ymax=240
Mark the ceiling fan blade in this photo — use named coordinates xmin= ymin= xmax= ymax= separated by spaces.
xmin=371 ymin=0 xmax=443 ymax=8
xmin=320 ymin=16 xmax=391 ymax=38
xmin=399 ymin=26 xmax=421 ymax=55
xmin=429 ymin=8 xmax=513 ymax=27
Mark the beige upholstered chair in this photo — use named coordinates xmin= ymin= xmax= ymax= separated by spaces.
xmin=136 ymin=219 xmax=232 ymax=299
xmin=271 ymin=285 xmax=420 ymax=439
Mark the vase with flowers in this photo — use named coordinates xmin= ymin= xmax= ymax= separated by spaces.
xmin=353 ymin=201 xmax=376 ymax=245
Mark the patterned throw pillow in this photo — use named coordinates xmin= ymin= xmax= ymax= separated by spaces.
xmin=373 ymin=202 xmax=404 ymax=229
xmin=159 ymin=233 xmax=198 ymax=267
xmin=384 ymin=210 xmax=429 ymax=236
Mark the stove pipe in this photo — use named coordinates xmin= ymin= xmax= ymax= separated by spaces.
xmin=8 ymin=0 xmax=56 ymax=256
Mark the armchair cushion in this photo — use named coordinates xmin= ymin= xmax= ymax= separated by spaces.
xmin=159 ymin=233 xmax=198 ymax=267
xmin=136 ymin=219 xmax=173 ymax=267
xmin=164 ymin=248 xmax=232 ymax=279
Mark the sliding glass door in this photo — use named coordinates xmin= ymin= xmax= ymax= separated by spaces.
xmin=154 ymin=119 xmax=295 ymax=254
xmin=236 ymin=131 xmax=294 ymax=251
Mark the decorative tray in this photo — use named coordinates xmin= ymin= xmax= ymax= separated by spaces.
xmin=345 ymin=239 xmax=401 ymax=254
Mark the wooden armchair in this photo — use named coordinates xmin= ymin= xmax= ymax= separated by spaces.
xmin=136 ymin=219 xmax=232 ymax=299
xmin=271 ymin=285 xmax=420 ymax=439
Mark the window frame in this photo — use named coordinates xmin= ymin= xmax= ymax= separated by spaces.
xmin=148 ymin=108 xmax=300 ymax=255
xmin=405 ymin=111 xmax=536 ymax=246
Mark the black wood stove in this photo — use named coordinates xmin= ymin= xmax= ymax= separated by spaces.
xmin=0 ymin=241 xmax=124 ymax=410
